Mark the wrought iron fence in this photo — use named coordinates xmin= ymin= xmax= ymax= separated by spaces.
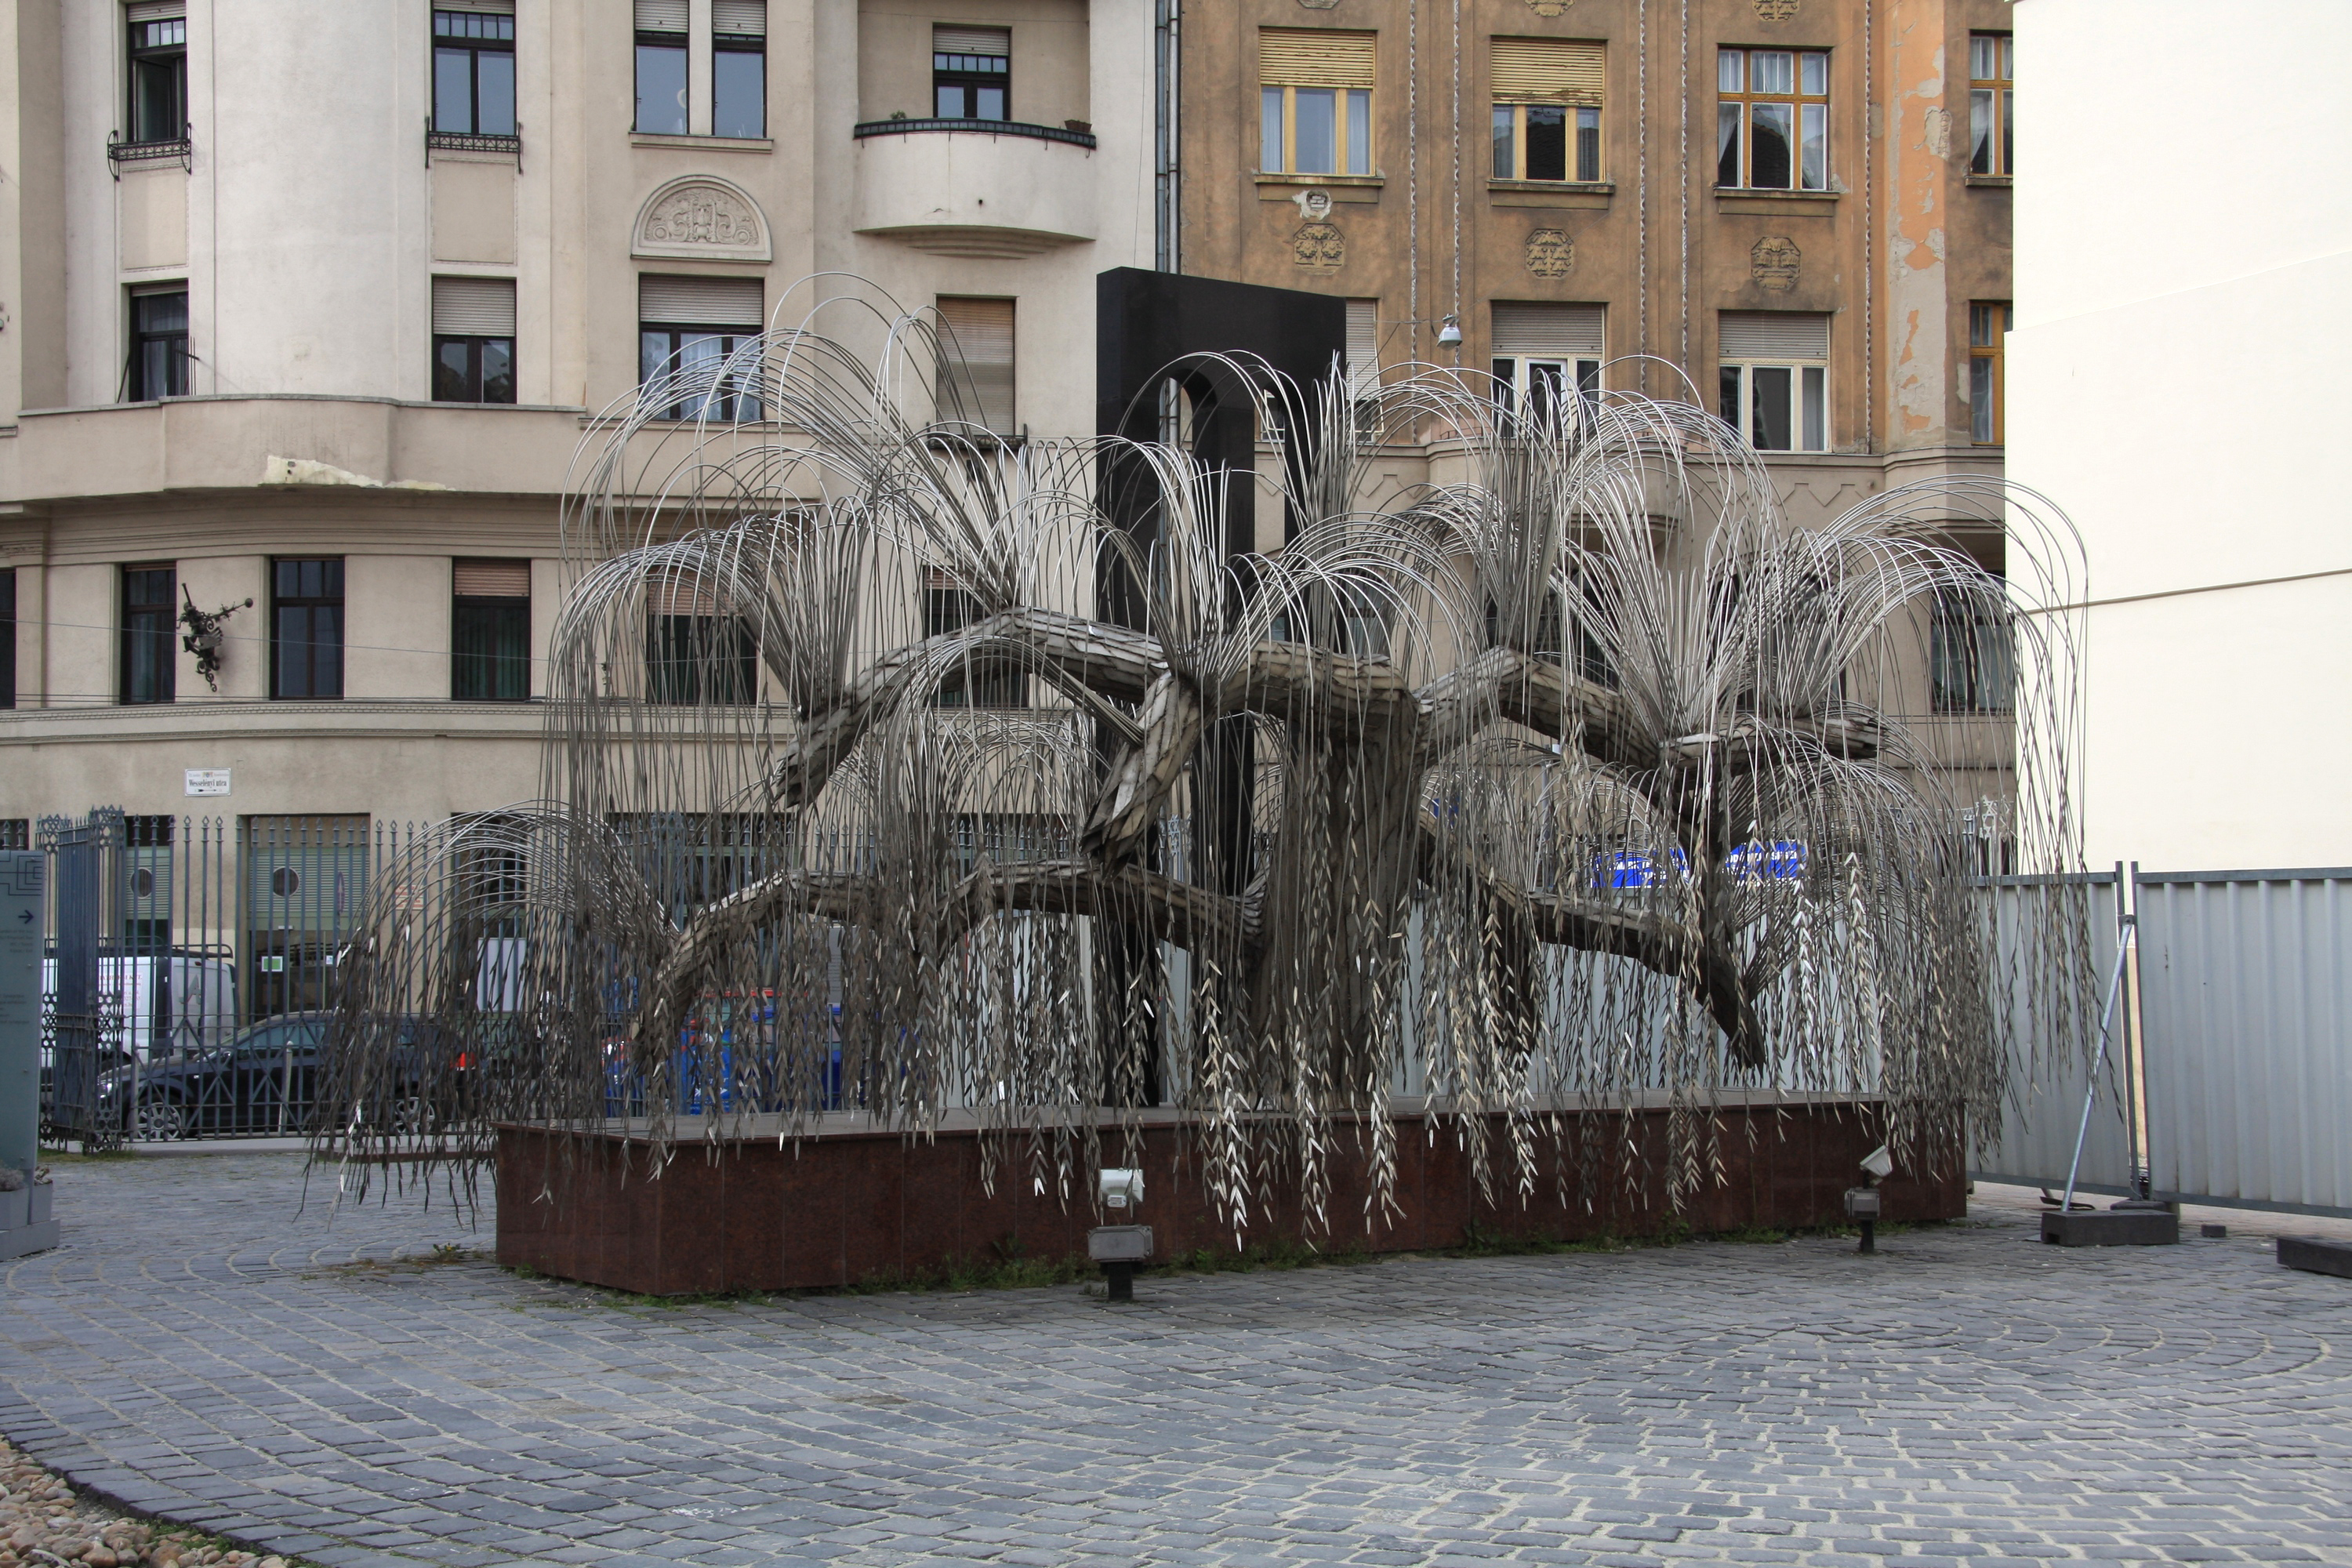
xmin=35 ymin=810 xmax=428 ymax=1147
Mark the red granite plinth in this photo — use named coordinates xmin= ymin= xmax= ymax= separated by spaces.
xmin=495 ymin=1102 xmax=1965 ymax=1295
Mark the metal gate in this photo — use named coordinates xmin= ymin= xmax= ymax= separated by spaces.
xmin=34 ymin=809 xmax=423 ymax=1148
xmin=38 ymin=809 xmax=125 ymax=1144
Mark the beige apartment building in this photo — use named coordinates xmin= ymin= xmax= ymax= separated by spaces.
xmin=1174 ymin=0 xmax=2020 ymax=814
xmin=0 ymin=0 xmax=1149 ymax=844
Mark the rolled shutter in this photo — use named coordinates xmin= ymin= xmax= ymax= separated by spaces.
xmin=936 ymin=297 xmax=1016 ymax=433
xmin=1492 ymin=303 xmax=1605 ymax=358
xmin=634 ymin=0 xmax=688 ymax=33
xmin=1491 ymin=38 xmax=1606 ymax=105
xmin=435 ymin=0 xmax=514 ymax=14
xmin=454 ymin=560 xmax=531 ymax=599
xmin=1719 ymin=311 xmax=1830 ymax=361
xmin=127 ymin=2 xmax=186 ymax=20
xmin=651 ymin=572 xmax=721 ymax=616
xmin=1346 ymin=299 xmax=1381 ymax=394
xmin=431 ymin=276 xmax=517 ymax=338
xmin=639 ymin=274 xmax=764 ymax=328
xmin=1259 ymin=29 xmax=1377 ymax=89
xmin=934 ymin=25 xmax=1010 ymax=56
xmin=712 ymin=0 xmax=766 ymax=34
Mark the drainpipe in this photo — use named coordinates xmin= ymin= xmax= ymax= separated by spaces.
xmin=1154 ymin=0 xmax=1181 ymax=272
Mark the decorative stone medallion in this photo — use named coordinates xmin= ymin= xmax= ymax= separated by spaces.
xmin=1293 ymin=222 xmax=1346 ymax=269
xmin=1525 ymin=0 xmax=1573 ymax=16
xmin=1752 ymin=0 xmax=1798 ymax=20
xmin=1750 ymin=234 xmax=1801 ymax=292
xmin=632 ymin=175 xmax=772 ymax=263
xmin=1296 ymin=0 xmax=1342 ymax=9
xmin=1524 ymin=227 xmax=1574 ymax=278
xmin=1293 ymin=188 xmax=1335 ymax=223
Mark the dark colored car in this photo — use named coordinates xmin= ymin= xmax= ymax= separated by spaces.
xmin=96 ymin=1012 xmax=456 ymax=1141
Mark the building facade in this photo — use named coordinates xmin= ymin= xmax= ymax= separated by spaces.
xmin=2007 ymin=0 xmax=2351 ymax=873
xmin=0 ymin=0 xmax=2019 ymax=920
xmin=1179 ymin=0 xmax=2011 ymax=515
xmin=0 ymin=0 xmax=1149 ymax=838
xmin=1173 ymin=0 xmax=2019 ymax=815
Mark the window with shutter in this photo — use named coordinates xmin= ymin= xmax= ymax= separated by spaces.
xmin=432 ymin=278 xmax=516 ymax=405
xmin=453 ymin=560 xmax=532 ymax=702
xmin=1260 ymin=30 xmax=1376 ymax=176
xmin=1490 ymin=304 xmax=1604 ymax=426
xmin=1490 ymin=38 xmax=1603 ymax=182
xmin=1717 ymin=312 xmax=1830 ymax=452
xmin=636 ymin=0 xmax=689 ymax=133
xmin=935 ymin=297 xmax=1016 ymax=435
xmin=713 ymin=0 xmax=765 ymax=138
xmin=934 ymin=26 xmax=1011 ymax=121
xmin=640 ymin=276 xmax=764 ymax=422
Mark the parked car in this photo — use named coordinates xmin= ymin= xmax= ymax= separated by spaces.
xmin=94 ymin=1012 xmax=457 ymax=1141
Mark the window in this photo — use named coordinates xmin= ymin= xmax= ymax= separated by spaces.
xmin=432 ymin=277 xmax=517 ymax=404
xmin=270 ymin=558 xmax=344 ymax=700
xmin=121 ymin=564 xmax=176 ymax=706
xmin=639 ymin=275 xmax=764 ymax=421
xmin=935 ymin=296 xmax=1016 ymax=434
xmin=1969 ymin=302 xmax=2008 ymax=445
xmin=1490 ymin=38 xmax=1602 ymax=183
xmin=1490 ymin=303 xmax=1603 ymax=428
xmin=1969 ymin=33 xmax=2014 ymax=176
xmin=1718 ymin=48 xmax=1828 ymax=191
xmin=713 ymin=0 xmax=767 ymax=138
xmin=1932 ymin=586 xmax=2013 ymax=713
xmin=127 ymin=287 xmax=188 ymax=401
xmin=452 ymin=560 xmax=531 ymax=702
xmin=1718 ymin=312 xmax=1828 ymax=452
xmin=432 ymin=8 xmax=516 ymax=139
xmin=924 ymin=572 xmax=1025 ymax=708
xmin=934 ymin=26 xmax=1009 ymax=122
xmin=1259 ymin=29 xmax=1374 ymax=176
xmin=645 ymin=576 xmax=756 ymax=706
xmin=1 ymin=568 xmax=14 ymax=710
xmin=127 ymin=9 xmax=186 ymax=145
xmin=635 ymin=0 xmax=689 ymax=134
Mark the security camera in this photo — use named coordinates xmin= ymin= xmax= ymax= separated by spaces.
xmin=1098 ymin=1167 xmax=1144 ymax=1210
xmin=1860 ymin=1145 xmax=1894 ymax=1182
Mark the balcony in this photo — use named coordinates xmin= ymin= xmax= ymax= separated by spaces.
xmin=851 ymin=118 xmax=1095 ymax=258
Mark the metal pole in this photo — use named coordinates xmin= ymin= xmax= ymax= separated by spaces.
xmin=2060 ymin=867 xmax=2134 ymax=1214
xmin=2122 ymin=861 xmax=2154 ymax=1203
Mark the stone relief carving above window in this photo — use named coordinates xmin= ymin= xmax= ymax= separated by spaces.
xmin=1753 ymin=0 xmax=1798 ymax=20
xmin=633 ymin=176 xmax=773 ymax=263
xmin=1526 ymin=0 xmax=1573 ymax=17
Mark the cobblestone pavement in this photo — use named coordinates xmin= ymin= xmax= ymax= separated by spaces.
xmin=3 ymin=1155 xmax=2350 ymax=1568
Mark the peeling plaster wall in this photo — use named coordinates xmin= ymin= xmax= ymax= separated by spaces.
xmin=2009 ymin=0 xmax=2352 ymax=870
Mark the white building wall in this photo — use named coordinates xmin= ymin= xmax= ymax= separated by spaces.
xmin=2007 ymin=0 xmax=2352 ymax=873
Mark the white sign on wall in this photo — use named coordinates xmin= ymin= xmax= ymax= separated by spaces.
xmin=184 ymin=768 xmax=231 ymax=797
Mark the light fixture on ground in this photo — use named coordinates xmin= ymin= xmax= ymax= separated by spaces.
xmin=1090 ymin=1168 xmax=1150 ymax=1302
xmin=1846 ymin=1145 xmax=1893 ymax=1254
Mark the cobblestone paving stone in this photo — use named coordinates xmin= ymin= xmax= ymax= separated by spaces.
xmin=3 ymin=1154 xmax=2350 ymax=1568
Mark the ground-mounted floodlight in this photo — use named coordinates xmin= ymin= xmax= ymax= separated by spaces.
xmin=1846 ymin=1145 xmax=1893 ymax=1254
xmin=1089 ymin=1168 xmax=1151 ymax=1301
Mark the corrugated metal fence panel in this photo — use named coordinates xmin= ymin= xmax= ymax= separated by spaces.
xmin=1974 ymin=878 xmax=2135 ymax=1193
xmin=2136 ymin=874 xmax=2352 ymax=1212
xmin=1974 ymin=871 xmax=2352 ymax=1214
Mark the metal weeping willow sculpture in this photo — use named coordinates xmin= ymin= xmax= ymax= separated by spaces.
xmin=321 ymin=284 xmax=2095 ymax=1235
